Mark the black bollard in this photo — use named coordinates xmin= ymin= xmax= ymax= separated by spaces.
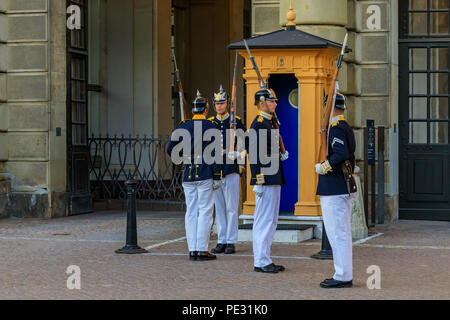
xmin=115 ymin=179 xmax=148 ymax=254
xmin=310 ymin=223 xmax=333 ymax=260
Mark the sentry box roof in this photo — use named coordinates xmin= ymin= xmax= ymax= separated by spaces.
xmin=228 ymin=26 xmax=351 ymax=52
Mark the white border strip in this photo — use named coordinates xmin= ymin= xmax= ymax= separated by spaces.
xmin=352 ymin=233 xmax=384 ymax=246
xmin=144 ymin=236 xmax=186 ymax=250
xmin=357 ymin=244 xmax=450 ymax=250
xmin=144 ymin=252 xmax=313 ymax=260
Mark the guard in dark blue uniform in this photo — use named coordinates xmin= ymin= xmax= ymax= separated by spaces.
xmin=249 ymin=88 xmax=288 ymax=273
xmin=167 ymin=90 xmax=222 ymax=261
xmin=209 ymin=85 xmax=246 ymax=255
xmin=315 ymin=93 xmax=357 ymax=288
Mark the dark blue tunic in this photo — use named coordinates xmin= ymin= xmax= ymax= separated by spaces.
xmin=247 ymin=113 xmax=286 ymax=186
xmin=209 ymin=114 xmax=246 ymax=177
xmin=167 ymin=116 xmax=222 ymax=182
xmin=316 ymin=116 xmax=357 ymax=196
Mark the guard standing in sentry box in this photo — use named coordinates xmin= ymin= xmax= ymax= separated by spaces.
xmin=249 ymin=88 xmax=289 ymax=274
xmin=209 ymin=85 xmax=246 ymax=255
xmin=315 ymin=93 xmax=357 ymax=288
xmin=167 ymin=90 xmax=222 ymax=262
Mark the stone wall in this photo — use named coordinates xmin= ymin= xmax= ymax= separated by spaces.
xmin=252 ymin=0 xmax=281 ymax=35
xmin=0 ymin=162 xmax=10 ymax=218
xmin=0 ymin=0 xmax=68 ymax=218
xmin=0 ymin=1 xmax=8 ymax=218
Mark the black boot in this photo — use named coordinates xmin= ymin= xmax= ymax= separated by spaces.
xmin=197 ymin=251 xmax=217 ymax=261
xmin=189 ymin=251 xmax=197 ymax=261
xmin=224 ymin=244 xmax=235 ymax=254
xmin=272 ymin=263 xmax=285 ymax=272
xmin=320 ymin=278 xmax=353 ymax=288
xmin=211 ymin=243 xmax=226 ymax=254
xmin=254 ymin=263 xmax=278 ymax=273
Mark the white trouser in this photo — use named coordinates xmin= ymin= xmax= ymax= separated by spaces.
xmin=214 ymin=173 xmax=240 ymax=244
xmin=182 ymin=179 xmax=214 ymax=252
xmin=253 ymin=185 xmax=281 ymax=267
xmin=320 ymin=194 xmax=355 ymax=281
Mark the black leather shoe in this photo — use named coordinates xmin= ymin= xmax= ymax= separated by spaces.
xmin=272 ymin=263 xmax=285 ymax=272
xmin=189 ymin=251 xmax=197 ymax=261
xmin=197 ymin=251 xmax=217 ymax=261
xmin=224 ymin=244 xmax=235 ymax=254
xmin=254 ymin=263 xmax=278 ymax=273
xmin=211 ymin=244 xmax=226 ymax=254
xmin=320 ymin=278 xmax=353 ymax=288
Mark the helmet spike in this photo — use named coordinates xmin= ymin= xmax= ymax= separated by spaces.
xmin=213 ymin=85 xmax=229 ymax=103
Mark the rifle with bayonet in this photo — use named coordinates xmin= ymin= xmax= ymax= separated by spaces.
xmin=172 ymin=52 xmax=189 ymax=121
xmin=230 ymin=51 xmax=238 ymax=153
xmin=318 ymin=33 xmax=348 ymax=163
xmin=243 ymin=40 xmax=287 ymax=155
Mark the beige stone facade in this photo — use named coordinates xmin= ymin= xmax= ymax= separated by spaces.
xmin=0 ymin=0 xmax=67 ymax=218
xmin=0 ymin=0 xmax=173 ymax=218
xmin=1 ymin=0 xmax=447 ymax=222
xmin=0 ymin=0 xmax=245 ymax=218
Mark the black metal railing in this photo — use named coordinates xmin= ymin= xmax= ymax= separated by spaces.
xmin=88 ymin=134 xmax=184 ymax=204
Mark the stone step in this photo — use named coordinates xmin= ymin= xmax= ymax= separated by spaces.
xmin=237 ymin=224 xmax=314 ymax=243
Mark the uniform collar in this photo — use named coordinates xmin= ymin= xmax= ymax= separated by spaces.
xmin=330 ymin=115 xmax=345 ymax=124
xmin=258 ymin=110 xmax=272 ymax=120
xmin=216 ymin=113 xmax=229 ymax=121
xmin=192 ymin=115 xmax=206 ymax=120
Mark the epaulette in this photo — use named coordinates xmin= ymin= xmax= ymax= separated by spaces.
xmin=331 ymin=116 xmax=345 ymax=127
xmin=208 ymin=116 xmax=215 ymax=121
xmin=178 ymin=119 xmax=189 ymax=125
xmin=236 ymin=116 xmax=241 ymax=120
xmin=331 ymin=120 xmax=339 ymax=127
xmin=257 ymin=116 xmax=264 ymax=122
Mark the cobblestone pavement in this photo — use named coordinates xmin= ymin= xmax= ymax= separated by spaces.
xmin=0 ymin=211 xmax=449 ymax=300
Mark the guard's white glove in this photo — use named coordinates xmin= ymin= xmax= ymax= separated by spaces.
xmin=315 ymin=160 xmax=332 ymax=175
xmin=253 ymin=185 xmax=264 ymax=197
xmin=281 ymin=151 xmax=289 ymax=161
xmin=213 ymin=180 xmax=221 ymax=190
xmin=228 ymin=151 xmax=240 ymax=161
xmin=315 ymin=163 xmax=323 ymax=175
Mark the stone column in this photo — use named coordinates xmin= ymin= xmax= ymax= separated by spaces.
xmin=0 ymin=160 xmax=10 ymax=218
xmin=2 ymin=0 xmax=66 ymax=218
xmin=0 ymin=0 xmax=9 ymax=218
xmin=154 ymin=0 xmax=172 ymax=137
xmin=354 ymin=0 xmax=395 ymax=221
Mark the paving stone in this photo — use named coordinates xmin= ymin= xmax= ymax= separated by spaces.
xmin=0 ymin=211 xmax=449 ymax=299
